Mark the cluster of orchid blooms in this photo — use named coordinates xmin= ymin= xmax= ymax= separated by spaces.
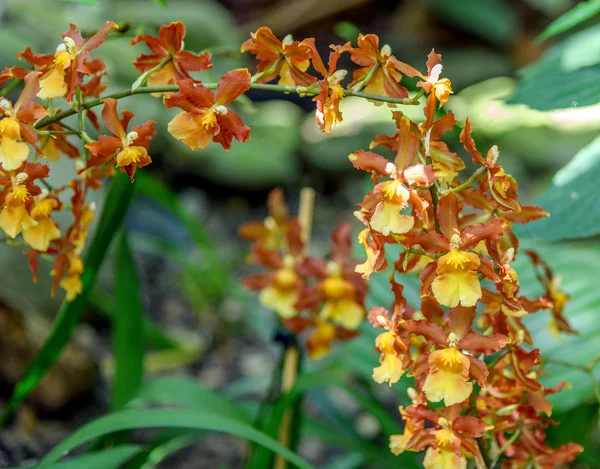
xmin=0 ymin=19 xmax=583 ymax=468
xmin=239 ymin=188 xmax=368 ymax=359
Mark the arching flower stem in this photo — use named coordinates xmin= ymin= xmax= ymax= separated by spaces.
xmin=33 ymin=82 xmax=424 ymax=130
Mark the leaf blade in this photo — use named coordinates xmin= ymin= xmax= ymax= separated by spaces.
xmin=37 ymin=408 xmax=315 ymax=469
xmin=538 ymin=0 xmax=600 ymax=42
xmin=113 ymin=233 xmax=145 ymax=410
xmin=0 ymin=173 xmax=136 ymax=424
xmin=516 ymin=135 xmax=600 ymax=241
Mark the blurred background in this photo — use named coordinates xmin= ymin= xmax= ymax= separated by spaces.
xmin=0 ymin=0 xmax=599 ymax=467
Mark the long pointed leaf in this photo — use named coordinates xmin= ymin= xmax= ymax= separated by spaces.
xmin=0 ymin=173 xmax=136 ymax=424
xmin=135 ymin=173 xmax=230 ymax=298
xmin=113 ymin=233 xmax=145 ymax=410
xmin=37 ymin=408 xmax=315 ymax=469
xmin=133 ymin=376 xmax=251 ymax=423
xmin=88 ymin=288 xmax=179 ymax=350
xmin=17 ymin=445 xmax=142 ymax=469
xmin=538 ymin=0 xmax=600 ymax=42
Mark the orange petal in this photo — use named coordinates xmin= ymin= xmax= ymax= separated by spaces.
xmin=214 ymin=69 xmax=251 ymax=106
xmin=348 ymin=150 xmax=389 ymax=176
xmin=213 ymin=110 xmax=250 ymax=150
xmin=159 ymin=21 xmax=186 ymax=52
xmin=167 ymin=111 xmax=213 ymax=150
xmin=101 ymin=99 xmax=125 ymax=139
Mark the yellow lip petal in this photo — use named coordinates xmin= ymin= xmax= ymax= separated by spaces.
xmin=0 ymin=203 xmax=37 ymax=238
xmin=372 ymin=353 xmax=404 ymax=386
xmin=423 ymin=348 xmax=473 ymax=406
xmin=22 ymin=217 xmax=61 ymax=251
xmin=38 ymin=66 xmax=68 ymax=100
xmin=167 ymin=112 xmax=214 ymax=150
xmin=423 ymin=448 xmax=466 ymax=469
xmin=259 ymin=285 xmax=298 ymax=318
xmin=0 ymin=138 xmax=29 ymax=171
xmin=370 ymin=201 xmax=414 ymax=236
xmin=431 ymin=270 xmax=482 ymax=308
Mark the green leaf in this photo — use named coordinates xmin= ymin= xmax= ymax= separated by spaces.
xmin=133 ymin=376 xmax=251 ymax=423
xmin=427 ymin=0 xmax=519 ymax=46
xmin=88 ymin=289 xmax=179 ymax=350
xmin=113 ymin=233 xmax=145 ymax=410
xmin=517 ymin=241 xmax=600 ymax=411
xmin=334 ymin=21 xmax=361 ymax=42
xmin=246 ymin=342 xmax=304 ymax=469
xmin=135 ymin=173 xmax=230 ymax=299
xmin=14 ymin=445 xmax=142 ymax=469
xmin=37 ymin=408 xmax=315 ymax=469
xmin=152 ymin=0 xmax=167 ymax=5
xmin=509 ymin=24 xmax=600 ymax=110
xmin=301 ymin=417 xmax=406 ymax=468
xmin=538 ymin=0 xmax=600 ymax=42
xmin=0 ymin=173 xmax=136 ymax=425
xmin=61 ymin=0 xmax=97 ymax=4
xmin=516 ymin=135 xmax=600 ymax=241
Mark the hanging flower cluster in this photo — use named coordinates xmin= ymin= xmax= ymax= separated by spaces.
xmin=347 ymin=51 xmax=583 ymax=468
xmin=0 ymin=19 xmax=584 ymax=466
xmin=239 ymin=188 xmax=367 ymax=358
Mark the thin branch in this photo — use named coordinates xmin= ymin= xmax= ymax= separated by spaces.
xmin=0 ymin=78 xmax=22 ymax=97
xmin=250 ymin=56 xmax=283 ymax=84
xmin=35 ymin=129 xmax=81 ymax=136
xmin=487 ymin=348 xmax=510 ymax=370
xmin=0 ymin=238 xmax=28 ymax=247
xmin=491 ymin=428 xmax=522 ymax=468
xmin=33 ymin=82 xmax=423 ymax=129
xmin=470 ymin=391 xmax=492 ymax=469
xmin=452 ymin=166 xmax=487 ymax=193
xmin=351 ymin=61 xmax=380 ymax=92
xmin=131 ymin=55 xmax=172 ymax=90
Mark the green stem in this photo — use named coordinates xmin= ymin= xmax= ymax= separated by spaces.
xmin=486 ymin=348 xmax=510 ymax=370
xmin=423 ymin=131 xmax=442 ymax=234
xmin=351 ymin=61 xmax=380 ymax=92
xmin=76 ymin=87 xmax=85 ymax=134
xmin=490 ymin=428 xmax=521 ymax=468
xmin=470 ymin=392 xmax=492 ymax=469
xmin=0 ymin=238 xmax=28 ymax=247
xmin=0 ymin=78 xmax=22 ymax=97
xmin=40 ymin=179 xmax=54 ymax=192
xmin=131 ymin=55 xmax=172 ymax=90
xmin=0 ymin=173 xmax=136 ymax=426
xmin=390 ymin=234 xmax=432 ymax=257
xmin=452 ymin=166 xmax=487 ymax=193
xmin=35 ymin=129 xmax=81 ymax=136
xmin=33 ymin=82 xmax=423 ymax=130
xmin=251 ymin=56 xmax=283 ymax=84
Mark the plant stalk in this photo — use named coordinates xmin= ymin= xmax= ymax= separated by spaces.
xmin=33 ymin=83 xmax=422 ymax=130
xmin=273 ymin=187 xmax=315 ymax=469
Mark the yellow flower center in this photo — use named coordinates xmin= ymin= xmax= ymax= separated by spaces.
xmin=32 ymin=198 xmax=57 ymax=218
xmin=274 ymin=266 xmax=298 ymax=289
xmin=116 ymin=146 xmax=147 ymax=167
xmin=435 ymin=427 xmax=458 ymax=448
xmin=11 ymin=185 xmax=29 ymax=203
xmin=380 ymin=179 xmax=409 ymax=205
xmin=322 ymin=276 xmax=354 ymax=299
xmin=437 ymin=347 xmax=464 ymax=368
xmin=200 ymin=109 xmax=218 ymax=129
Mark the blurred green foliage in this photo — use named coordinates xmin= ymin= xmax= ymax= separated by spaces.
xmin=1 ymin=0 xmax=600 ymax=467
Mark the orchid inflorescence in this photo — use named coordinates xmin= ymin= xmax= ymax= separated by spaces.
xmin=0 ymin=19 xmax=582 ymax=467
xmin=239 ymin=188 xmax=367 ymax=359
